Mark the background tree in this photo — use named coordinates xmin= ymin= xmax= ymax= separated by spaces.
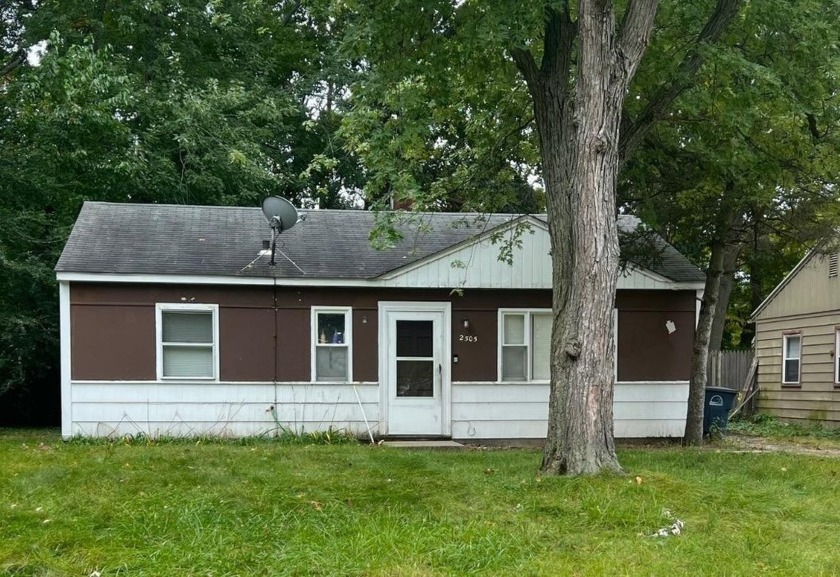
xmin=0 ymin=0 xmax=358 ymax=423
xmin=621 ymin=0 xmax=840 ymax=443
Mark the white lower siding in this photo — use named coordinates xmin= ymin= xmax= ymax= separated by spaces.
xmin=68 ymin=381 xmax=688 ymax=439
xmin=69 ymin=382 xmax=380 ymax=438
xmin=451 ymin=382 xmax=688 ymax=439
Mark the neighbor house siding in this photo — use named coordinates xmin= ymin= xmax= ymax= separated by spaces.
xmin=754 ymin=252 xmax=840 ymax=426
xmin=757 ymin=253 xmax=840 ymax=320
xmin=755 ymin=310 xmax=840 ymax=426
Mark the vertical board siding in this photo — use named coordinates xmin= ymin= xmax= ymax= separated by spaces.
xmin=69 ymin=381 xmax=689 ymax=439
xmin=382 ymin=224 xmax=690 ymax=290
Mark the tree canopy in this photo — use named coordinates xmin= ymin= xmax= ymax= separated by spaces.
xmin=1 ymin=0 xmax=838 ymax=463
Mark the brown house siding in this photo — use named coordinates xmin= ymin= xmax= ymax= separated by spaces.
xmin=70 ymin=284 xmax=693 ymax=383
xmin=71 ymin=304 xmax=156 ymax=380
xmin=615 ymin=290 xmax=695 ymax=382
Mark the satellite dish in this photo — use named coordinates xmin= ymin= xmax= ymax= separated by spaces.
xmin=261 ymin=196 xmax=301 ymax=232
xmin=260 ymin=196 xmax=304 ymax=267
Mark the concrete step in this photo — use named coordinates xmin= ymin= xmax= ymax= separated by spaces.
xmin=381 ymin=440 xmax=465 ymax=450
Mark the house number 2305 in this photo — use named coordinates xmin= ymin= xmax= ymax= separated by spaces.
xmin=459 ymin=334 xmax=478 ymax=343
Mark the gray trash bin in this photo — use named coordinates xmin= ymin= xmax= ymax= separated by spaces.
xmin=704 ymin=387 xmax=738 ymax=435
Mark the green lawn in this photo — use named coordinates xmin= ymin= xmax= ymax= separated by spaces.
xmin=2 ymin=430 xmax=840 ymax=576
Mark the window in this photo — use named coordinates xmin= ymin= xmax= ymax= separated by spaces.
xmin=782 ymin=333 xmax=801 ymax=385
xmin=835 ymin=330 xmax=840 ymax=386
xmin=830 ymin=253 xmax=838 ymax=278
xmin=156 ymin=304 xmax=218 ymax=380
xmin=312 ymin=307 xmax=352 ymax=382
xmin=499 ymin=310 xmax=551 ymax=382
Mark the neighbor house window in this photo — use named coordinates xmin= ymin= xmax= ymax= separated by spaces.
xmin=835 ymin=330 xmax=840 ymax=386
xmin=782 ymin=333 xmax=801 ymax=385
xmin=156 ymin=304 xmax=219 ymax=380
xmin=499 ymin=309 xmax=551 ymax=382
xmin=312 ymin=307 xmax=352 ymax=382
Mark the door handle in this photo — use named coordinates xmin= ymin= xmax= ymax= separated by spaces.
xmin=438 ymin=363 xmax=442 ymax=375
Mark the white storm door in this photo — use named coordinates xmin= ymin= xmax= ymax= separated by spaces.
xmin=383 ymin=305 xmax=449 ymax=436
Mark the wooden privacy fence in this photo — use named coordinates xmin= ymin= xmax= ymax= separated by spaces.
xmin=707 ymin=350 xmax=754 ymax=390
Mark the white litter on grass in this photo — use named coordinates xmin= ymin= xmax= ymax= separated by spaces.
xmin=650 ymin=508 xmax=685 ymax=537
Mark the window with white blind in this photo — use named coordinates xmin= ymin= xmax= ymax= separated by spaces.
xmin=312 ymin=307 xmax=352 ymax=382
xmin=499 ymin=309 xmax=551 ymax=382
xmin=156 ymin=304 xmax=219 ymax=380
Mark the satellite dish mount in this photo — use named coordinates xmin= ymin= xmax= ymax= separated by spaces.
xmin=261 ymin=196 xmax=304 ymax=266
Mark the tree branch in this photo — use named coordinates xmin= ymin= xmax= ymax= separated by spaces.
xmin=1 ymin=49 xmax=26 ymax=77
xmin=540 ymin=2 xmax=575 ymax=78
xmin=619 ymin=0 xmax=743 ymax=164
xmin=617 ymin=0 xmax=659 ymax=69
xmin=510 ymin=46 xmax=539 ymax=89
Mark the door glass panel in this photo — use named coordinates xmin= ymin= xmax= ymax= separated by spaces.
xmin=397 ymin=320 xmax=433 ymax=357
xmin=396 ymin=360 xmax=434 ymax=397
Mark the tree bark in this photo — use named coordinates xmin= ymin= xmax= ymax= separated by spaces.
xmin=514 ymin=0 xmax=657 ymax=475
xmin=684 ymin=201 xmax=742 ymax=445
xmin=708 ymin=244 xmax=740 ymax=351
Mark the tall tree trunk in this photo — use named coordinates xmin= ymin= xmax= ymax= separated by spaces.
xmin=684 ymin=199 xmax=742 ymax=445
xmin=514 ymin=0 xmax=657 ymax=475
xmin=708 ymin=244 xmax=740 ymax=351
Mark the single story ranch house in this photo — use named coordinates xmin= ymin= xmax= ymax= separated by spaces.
xmin=56 ymin=201 xmax=705 ymax=440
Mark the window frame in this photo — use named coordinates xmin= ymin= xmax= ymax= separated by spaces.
xmin=155 ymin=303 xmax=220 ymax=382
xmin=497 ymin=308 xmax=552 ymax=383
xmin=782 ymin=332 xmax=802 ymax=386
xmin=311 ymin=306 xmax=353 ymax=383
xmin=835 ymin=329 xmax=840 ymax=387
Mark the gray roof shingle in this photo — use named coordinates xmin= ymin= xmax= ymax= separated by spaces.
xmin=55 ymin=202 xmax=704 ymax=283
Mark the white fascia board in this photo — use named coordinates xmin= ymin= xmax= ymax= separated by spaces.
xmin=56 ymin=270 xmax=704 ymax=291
xmin=57 ymin=272 xmax=364 ymax=286
xmin=379 ymin=214 xmax=549 ymax=281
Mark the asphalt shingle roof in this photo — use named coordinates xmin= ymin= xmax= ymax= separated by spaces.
xmin=55 ymin=202 xmax=704 ymax=283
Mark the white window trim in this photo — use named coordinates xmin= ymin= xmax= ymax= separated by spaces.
xmin=782 ymin=333 xmax=801 ymax=385
xmin=311 ymin=306 xmax=353 ymax=383
xmin=155 ymin=303 xmax=220 ymax=382
xmin=497 ymin=308 xmax=552 ymax=383
xmin=835 ymin=330 xmax=840 ymax=386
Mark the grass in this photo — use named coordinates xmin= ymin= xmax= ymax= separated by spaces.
xmin=3 ymin=430 xmax=840 ymax=576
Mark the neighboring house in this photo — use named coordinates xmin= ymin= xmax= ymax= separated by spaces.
xmin=752 ymin=249 xmax=840 ymax=426
xmin=55 ymin=201 xmax=705 ymax=440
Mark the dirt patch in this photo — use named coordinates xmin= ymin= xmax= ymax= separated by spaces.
xmin=724 ymin=434 xmax=840 ymax=458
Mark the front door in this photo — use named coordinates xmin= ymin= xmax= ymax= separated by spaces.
xmin=380 ymin=303 xmax=450 ymax=436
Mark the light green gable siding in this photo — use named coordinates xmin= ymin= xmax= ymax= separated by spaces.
xmin=755 ymin=253 xmax=840 ymax=321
